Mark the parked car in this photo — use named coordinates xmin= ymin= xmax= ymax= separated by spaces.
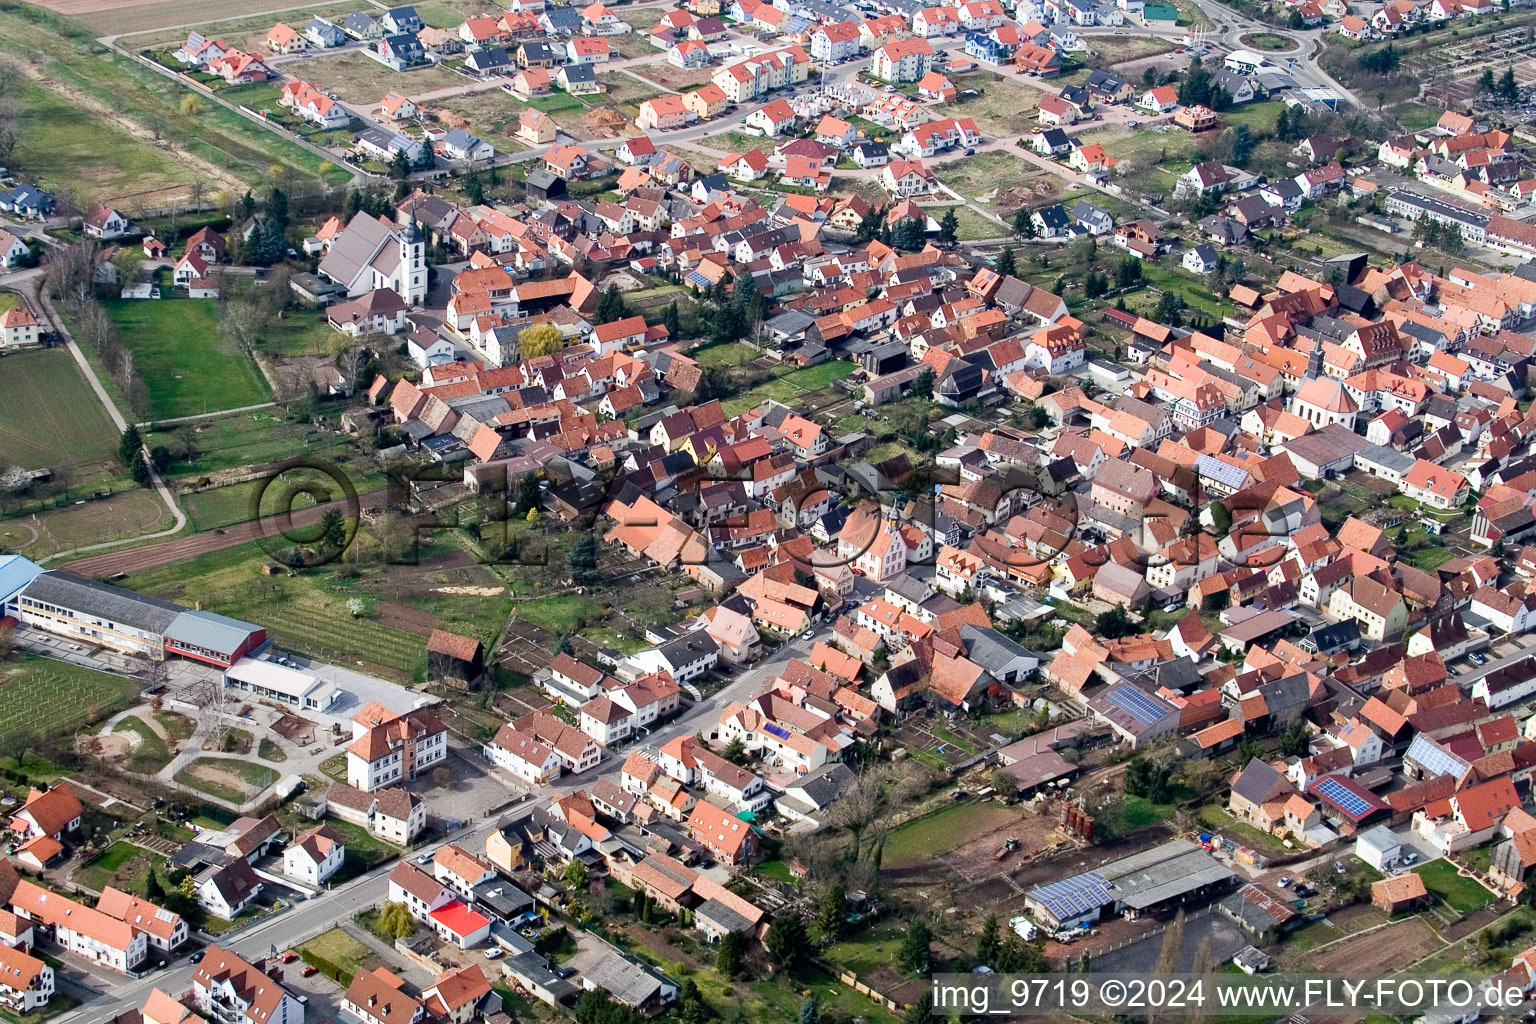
xmin=282 ymin=952 xmax=300 ymax=964
xmin=1278 ymin=875 xmax=1292 ymax=888
xmin=485 ymin=948 xmax=504 ymax=960
xmin=557 ymin=966 xmax=578 ymax=979
xmin=189 ymin=951 xmax=206 ymax=964
xmin=301 ymin=966 xmax=319 ymax=978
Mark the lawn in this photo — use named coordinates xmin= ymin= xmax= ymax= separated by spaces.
xmin=155 ymin=711 xmax=196 ymax=740
xmin=947 ymin=74 xmax=1046 ymax=136
xmin=73 ymin=841 xmax=155 ymax=895
xmin=527 ymin=90 xmax=592 ymax=115
xmin=102 ymin=299 xmax=271 ymax=420
xmin=947 ymin=204 xmax=1008 ymax=242
xmin=306 ymin=50 xmax=466 ymax=105
xmin=722 ymin=359 xmax=858 ymax=415
xmin=9 ymin=75 xmax=201 ymax=208
xmin=1239 ymin=32 xmax=1296 ymax=51
xmin=1221 ymin=100 xmax=1287 ymax=135
xmin=1134 ymin=262 xmax=1237 ymax=320
xmin=598 ymin=72 xmax=666 ymax=110
xmin=514 ymin=594 xmax=601 ymax=634
xmin=299 ymin=927 xmax=372 ymax=985
xmin=258 ymin=738 xmax=286 ymax=763
xmin=0 ymin=655 xmax=141 ymax=743
xmin=1394 ymin=101 xmax=1443 ymax=133
xmin=822 ymin=924 xmax=908 ymax=977
xmin=0 ymin=348 xmax=123 ymax=481
xmin=882 ymin=802 xmax=1018 ymax=867
xmin=113 ymin=715 xmax=173 ymax=775
xmin=1416 ymin=859 xmax=1494 ymax=914
xmin=1198 ymin=805 xmax=1291 ymax=854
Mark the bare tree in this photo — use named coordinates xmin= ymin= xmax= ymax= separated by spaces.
xmin=44 ymin=242 xmax=99 ymax=306
xmin=188 ymin=178 xmax=207 ymax=211
xmin=336 ymin=346 xmax=365 ymax=396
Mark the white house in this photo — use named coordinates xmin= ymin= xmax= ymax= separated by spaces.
xmin=283 ymin=825 xmax=346 ymax=886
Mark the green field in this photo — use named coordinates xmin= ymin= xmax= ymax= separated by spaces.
xmin=1416 ymin=859 xmax=1494 ymax=914
xmin=882 ymin=802 xmax=1019 ymax=867
xmin=1394 ymin=101 xmax=1443 ymax=133
xmin=0 ymin=348 xmax=123 ymax=480
xmin=0 ymin=5 xmax=348 ymax=188
xmin=298 ymin=927 xmax=373 ymax=985
xmin=514 ymin=594 xmax=601 ymax=634
xmin=10 ymin=75 xmax=201 ymax=209
xmin=0 ymin=655 xmax=141 ymax=742
xmin=113 ymin=715 xmax=173 ymax=775
xmin=103 ymin=299 xmax=271 ymax=420
xmin=73 ymin=841 xmax=156 ymax=894
xmin=148 ymin=410 xmax=364 ymax=478
xmin=119 ymin=542 xmax=461 ymax=680
xmin=722 ymin=359 xmax=858 ymax=415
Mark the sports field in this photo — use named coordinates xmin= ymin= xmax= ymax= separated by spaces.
xmin=103 ymin=298 xmax=271 ymax=420
xmin=0 ymin=655 xmax=141 ymax=741
xmin=0 ymin=348 xmax=121 ymax=475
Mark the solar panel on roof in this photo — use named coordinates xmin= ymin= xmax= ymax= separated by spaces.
xmin=1405 ymin=734 xmax=1468 ymax=780
xmin=1026 ymin=872 xmax=1113 ymax=920
xmin=763 ymin=722 xmax=791 ymax=741
xmin=1315 ymin=777 xmax=1372 ymax=818
xmin=1106 ymin=686 xmax=1169 ymax=726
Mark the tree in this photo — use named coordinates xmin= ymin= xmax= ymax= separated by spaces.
xmin=1154 ymin=289 xmax=1185 ymax=328
xmin=1209 ymin=500 xmax=1232 ymax=536
xmin=130 ymin=452 xmax=152 ymax=487
xmin=1013 ymin=207 xmax=1037 ymax=238
xmin=911 ymin=368 xmax=934 ymax=399
xmin=1273 ymin=105 xmax=1292 ymax=142
xmin=564 ymin=533 xmax=603 ymax=591
xmin=893 ymin=216 xmax=924 ymax=251
xmin=900 ymin=918 xmax=932 ymax=975
xmin=765 ymin=912 xmax=808 ymax=969
xmin=1357 ymin=45 xmax=1400 ymax=74
xmin=976 ymin=914 xmax=1000 ymax=967
xmin=1225 ymin=123 xmax=1254 ymax=165
xmin=594 ymin=285 xmax=628 ymax=325
xmin=723 ymin=735 xmax=747 ymax=765
xmin=118 ymin=425 xmax=143 ymax=468
xmin=320 ymin=506 xmax=346 ymax=551
xmin=1478 ymin=69 xmax=1496 ymax=94
xmin=1116 ymin=256 xmax=1143 ymax=289
xmin=432 ymin=765 xmax=452 ymax=788
xmin=347 ymin=597 xmax=366 ymax=618
xmin=904 ymin=993 xmax=936 ymax=1024
xmin=715 ymin=929 xmax=744 ymax=976
xmin=390 ymin=148 xmax=411 ymax=182
xmin=1177 ymin=65 xmax=1212 ymax=107
xmin=990 ymin=767 xmax=1018 ymax=799
xmin=145 ymin=869 xmax=164 ymax=900
xmin=178 ymin=874 xmax=198 ymax=903
xmin=799 ymin=996 xmax=819 ymax=1024
xmin=564 ymin=859 xmax=589 ymax=888
xmin=815 ymin=883 xmax=846 ymax=942
xmin=663 ymin=300 xmax=682 ymax=338
xmin=1096 ymin=605 xmax=1134 ymax=639
xmin=378 ymin=902 xmax=416 ymax=938
xmin=1125 ymin=757 xmax=1173 ymax=802
xmin=519 ymin=322 xmax=565 ymax=359
xmin=938 ymin=208 xmax=959 ymax=244
xmin=513 ymin=472 xmax=541 ymax=517
xmin=1152 ymin=909 xmax=1186 ymax=976
xmin=996 ymin=246 xmax=1016 ymax=277
xmin=179 ymin=94 xmax=202 ymax=117
xmin=1277 ymin=719 xmax=1310 ymax=757
xmin=463 ymin=173 xmax=484 ymax=206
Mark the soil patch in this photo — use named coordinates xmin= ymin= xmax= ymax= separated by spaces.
xmin=1310 ymin=918 xmax=1441 ymax=973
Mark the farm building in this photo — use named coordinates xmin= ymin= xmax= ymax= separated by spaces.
xmin=427 ymin=629 xmax=485 ymax=689
xmin=1023 ymin=839 xmax=1238 ymax=930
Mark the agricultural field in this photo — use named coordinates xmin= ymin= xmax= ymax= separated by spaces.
xmin=10 ymin=75 xmax=203 ymax=210
xmin=881 ymin=802 xmax=1020 ymax=867
xmin=0 ymin=5 xmax=348 ymax=188
xmin=0 ymin=348 xmax=122 ymax=480
xmin=120 ymin=540 xmax=509 ymax=680
xmin=0 ymin=655 xmax=141 ymax=743
xmin=75 ymin=0 xmax=350 ymax=37
xmin=948 ymin=74 xmax=1046 ymax=136
xmin=102 ymin=298 xmax=272 ymax=420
